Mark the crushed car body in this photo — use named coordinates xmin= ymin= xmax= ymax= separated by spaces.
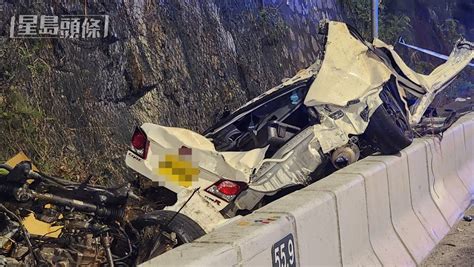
xmin=126 ymin=20 xmax=473 ymax=247
xmin=126 ymin=21 xmax=474 ymax=232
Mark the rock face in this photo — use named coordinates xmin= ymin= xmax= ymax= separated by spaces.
xmin=0 ymin=0 xmax=342 ymax=181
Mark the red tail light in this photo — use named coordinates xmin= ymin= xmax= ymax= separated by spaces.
xmin=205 ymin=179 xmax=247 ymax=202
xmin=217 ymin=180 xmax=241 ymax=195
xmin=130 ymin=127 xmax=149 ymax=159
xmin=131 ymin=131 xmax=146 ymax=149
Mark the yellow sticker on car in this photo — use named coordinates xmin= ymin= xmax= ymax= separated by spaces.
xmin=153 ymin=147 xmax=200 ymax=187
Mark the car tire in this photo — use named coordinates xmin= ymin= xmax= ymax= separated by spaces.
xmin=132 ymin=210 xmax=206 ymax=263
xmin=364 ymin=89 xmax=414 ymax=155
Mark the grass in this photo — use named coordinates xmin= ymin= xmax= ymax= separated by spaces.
xmin=0 ymin=87 xmax=124 ymax=184
xmin=0 ymin=40 xmax=116 ymax=184
xmin=338 ymin=0 xmax=412 ymax=44
xmin=257 ymin=7 xmax=289 ymax=46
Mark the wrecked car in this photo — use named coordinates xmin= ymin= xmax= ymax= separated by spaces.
xmin=125 ymin=21 xmax=473 ymax=253
xmin=0 ymin=153 xmax=200 ymax=265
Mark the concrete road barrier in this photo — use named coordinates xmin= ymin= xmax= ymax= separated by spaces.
xmin=303 ymin=174 xmax=381 ymax=266
xmin=142 ymin=114 xmax=474 ymax=266
xmin=146 ymin=243 xmax=239 ymax=266
xmin=147 ymin=211 xmax=297 ymax=266
xmin=261 ymin=191 xmax=340 ymax=266
xmin=420 ymin=138 xmax=463 ymax=226
xmin=424 ymin=137 xmax=469 ymax=223
xmin=401 ymin=141 xmax=450 ymax=242
xmin=434 ymin=127 xmax=470 ymax=207
xmin=453 ymin=114 xmax=474 ymax=192
xmin=366 ymin=154 xmax=436 ymax=263
xmin=338 ymin=161 xmax=415 ymax=265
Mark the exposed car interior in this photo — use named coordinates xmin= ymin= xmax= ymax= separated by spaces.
xmin=204 ymin=79 xmax=318 ymax=156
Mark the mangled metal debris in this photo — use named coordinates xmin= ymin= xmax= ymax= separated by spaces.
xmin=0 ymin=153 xmax=201 ymax=266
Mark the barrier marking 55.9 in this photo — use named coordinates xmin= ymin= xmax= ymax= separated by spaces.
xmin=272 ymin=234 xmax=296 ymax=267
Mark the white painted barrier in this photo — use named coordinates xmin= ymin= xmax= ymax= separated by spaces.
xmin=401 ymin=141 xmax=450 ymax=242
xmin=142 ymin=114 xmax=474 ymax=266
xmin=303 ymin=174 xmax=381 ymax=266
xmin=149 ymin=212 xmax=297 ymax=266
xmin=419 ymin=138 xmax=462 ymax=227
xmin=338 ymin=161 xmax=415 ymax=265
xmin=365 ymin=155 xmax=436 ymax=263
xmin=453 ymin=113 xmax=474 ymax=192
xmin=259 ymin=191 xmax=340 ymax=266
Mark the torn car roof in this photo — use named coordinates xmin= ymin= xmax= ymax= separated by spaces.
xmin=304 ymin=22 xmax=392 ymax=107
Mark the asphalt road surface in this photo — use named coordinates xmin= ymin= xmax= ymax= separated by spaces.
xmin=421 ymin=205 xmax=474 ymax=266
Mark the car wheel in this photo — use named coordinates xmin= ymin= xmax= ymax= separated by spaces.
xmin=132 ymin=210 xmax=206 ymax=263
xmin=364 ymin=89 xmax=414 ymax=155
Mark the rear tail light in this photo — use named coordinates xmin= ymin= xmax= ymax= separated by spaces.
xmin=130 ymin=127 xmax=149 ymax=159
xmin=205 ymin=179 xmax=247 ymax=202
